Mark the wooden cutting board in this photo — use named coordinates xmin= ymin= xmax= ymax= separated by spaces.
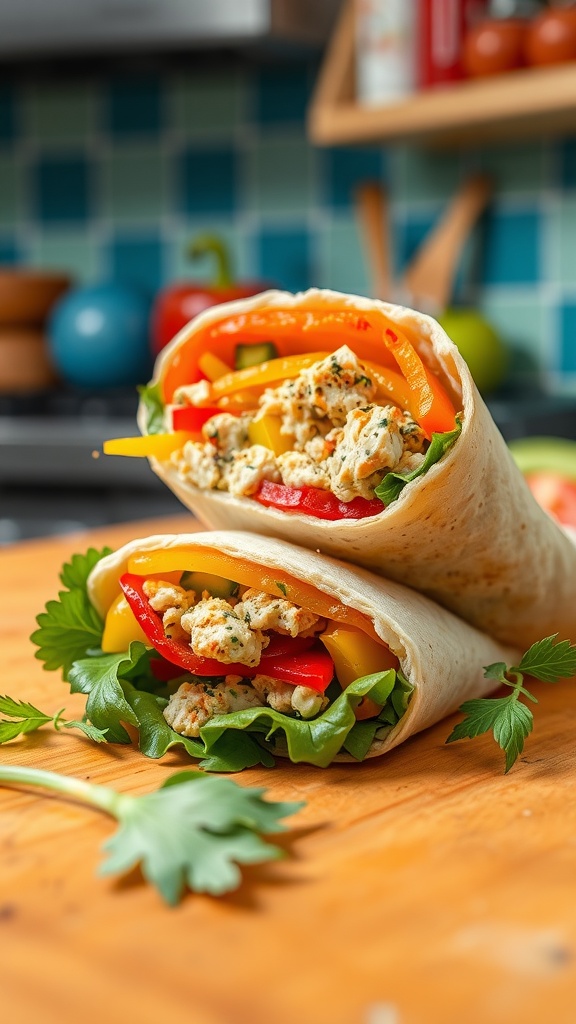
xmin=1 ymin=515 xmax=576 ymax=1024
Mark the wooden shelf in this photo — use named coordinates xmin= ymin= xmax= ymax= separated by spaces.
xmin=308 ymin=1 xmax=576 ymax=148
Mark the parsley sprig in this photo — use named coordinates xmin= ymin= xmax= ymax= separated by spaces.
xmin=446 ymin=634 xmax=576 ymax=772
xmin=0 ymin=765 xmax=303 ymax=904
xmin=0 ymin=696 xmax=107 ymax=745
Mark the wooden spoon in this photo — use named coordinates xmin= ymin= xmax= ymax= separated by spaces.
xmin=354 ymin=181 xmax=393 ymax=301
xmin=403 ymin=174 xmax=493 ymax=314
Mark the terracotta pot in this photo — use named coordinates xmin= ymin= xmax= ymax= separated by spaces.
xmin=0 ymin=270 xmax=71 ymax=327
xmin=525 ymin=8 xmax=576 ymax=66
xmin=0 ymin=328 xmax=58 ymax=392
xmin=463 ymin=18 xmax=527 ymax=77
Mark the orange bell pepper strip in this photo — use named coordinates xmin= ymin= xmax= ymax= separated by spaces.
xmin=161 ymin=309 xmax=399 ymax=401
xmin=160 ymin=306 xmax=457 ymax=436
xmin=382 ymin=326 xmax=456 ymax=436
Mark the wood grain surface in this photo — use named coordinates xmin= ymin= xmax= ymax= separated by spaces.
xmin=1 ymin=516 xmax=576 ymax=1024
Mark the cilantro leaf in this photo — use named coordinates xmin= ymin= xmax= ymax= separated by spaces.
xmin=0 ymin=695 xmax=108 ymax=745
xmin=0 ymin=765 xmax=303 ymax=906
xmin=517 ymin=634 xmax=576 ymax=683
xmin=446 ymin=634 xmax=576 ymax=773
xmin=59 ymin=547 xmax=112 ymax=591
xmin=137 ymin=380 xmax=165 ymax=435
xmin=68 ymin=642 xmax=147 ymax=743
xmin=447 ymin=695 xmax=533 ymax=773
xmin=375 ymin=418 xmax=462 ymax=505
xmin=31 ymin=546 xmax=111 ymax=678
xmin=0 ymin=696 xmax=52 ymax=742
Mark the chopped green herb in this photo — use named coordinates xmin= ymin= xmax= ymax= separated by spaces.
xmin=275 ymin=582 xmax=288 ymax=597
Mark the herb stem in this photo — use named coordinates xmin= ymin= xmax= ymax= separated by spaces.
xmin=0 ymin=765 xmax=120 ymax=816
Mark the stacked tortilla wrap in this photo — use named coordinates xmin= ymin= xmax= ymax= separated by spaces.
xmin=139 ymin=287 xmax=576 ymax=650
xmin=88 ymin=532 xmax=519 ymax=764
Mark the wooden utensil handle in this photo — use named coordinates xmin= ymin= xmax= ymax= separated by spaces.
xmin=355 ymin=181 xmax=393 ymax=301
xmin=403 ymin=174 xmax=493 ymax=312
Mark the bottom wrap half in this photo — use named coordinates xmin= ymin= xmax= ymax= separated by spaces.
xmin=69 ymin=531 xmax=521 ymax=769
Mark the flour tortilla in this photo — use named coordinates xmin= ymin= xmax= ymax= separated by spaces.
xmin=139 ymin=288 xmax=576 ymax=649
xmin=88 ymin=531 xmax=519 ymax=761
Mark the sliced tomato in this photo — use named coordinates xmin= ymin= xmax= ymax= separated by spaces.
xmin=525 ymin=472 xmax=576 ymax=527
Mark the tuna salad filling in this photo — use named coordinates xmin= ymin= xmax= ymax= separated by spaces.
xmin=168 ymin=347 xmax=429 ymax=505
xmin=102 ymin=561 xmax=414 ymax=764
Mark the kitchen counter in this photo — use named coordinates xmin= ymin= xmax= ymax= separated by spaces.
xmin=1 ymin=516 xmax=576 ymax=1024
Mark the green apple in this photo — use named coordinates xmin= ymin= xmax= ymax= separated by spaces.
xmin=438 ymin=307 xmax=508 ymax=394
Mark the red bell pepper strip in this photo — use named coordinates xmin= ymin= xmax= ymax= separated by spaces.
xmin=255 ymin=481 xmax=384 ymax=521
xmin=171 ymin=405 xmax=223 ymax=433
xmin=119 ymin=573 xmax=333 ymax=691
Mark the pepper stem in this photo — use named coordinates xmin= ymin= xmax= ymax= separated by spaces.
xmin=187 ymin=234 xmax=234 ymax=289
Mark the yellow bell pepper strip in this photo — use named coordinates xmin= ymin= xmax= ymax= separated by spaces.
xmin=124 ymin=546 xmax=383 ymax=645
xmin=102 ymin=593 xmax=149 ymax=653
xmin=210 ymin=351 xmax=329 ymax=399
xmin=247 ymin=412 xmax=292 ymax=456
xmin=382 ymin=326 xmax=456 ymax=436
xmin=103 ymin=432 xmax=199 ymax=459
xmin=320 ymin=623 xmax=399 ymax=720
xmin=197 ymin=351 xmax=233 ymax=381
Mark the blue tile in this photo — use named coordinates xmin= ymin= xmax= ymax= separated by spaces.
xmin=254 ymin=62 xmax=316 ymax=125
xmin=256 ymin=226 xmax=311 ymax=292
xmin=322 ymin=147 xmax=386 ymax=209
xmin=560 ymin=138 xmax=576 ymax=189
xmin=0 ymin=85 xmax=16 ymax=143
xmin=108 ymin=232 xmax=164 ymax=294
xmin=397 ymin=211 xmax=436 ymax=275
xmin=559 ymin=303 xmax=576 ymax=374
xmin=179 ymin=145 xmax=237 ymax=215
xmin=106 ymin=75 xmax=163 ymax=137
xmin=34 ymin=155 xmax=91 ymax=223
xmin=0 ymin=236 xmax=20 ymax=263
xmin=480 ymin=209 xmax=540 ymax=286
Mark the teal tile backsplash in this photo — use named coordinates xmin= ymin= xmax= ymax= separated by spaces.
xmin=1 ymin=60 xmax=576 ymax=391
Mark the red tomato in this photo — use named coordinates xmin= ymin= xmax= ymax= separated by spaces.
xmin=525 ymin=472 xmax=576 ymax=527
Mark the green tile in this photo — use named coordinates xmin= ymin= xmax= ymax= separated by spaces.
xmin=245 ymin=133 xmax=316 ymax=215
xmin=317 ymin=214 xmax=371 ymax=298
xmin=478 ymin=291 xmax=546 ymax=367
xmin=390 ymin=146 xmax=464 ymax=204
xmin=464 ymin=141 xmax=549 ymax=196
xmin=22 ymin=81 xmax=97 ymax=144
xmin=165 ymin=221 xmax=252 ymax=286
xmin=0 ymin=154 xmax=26 ymax=227
xmin=27 ymin=232 xmax=101 ymax=283
xmin=100 ymin=143 xmax=169 ymax=223
xmin=548 ymin=195 xmax=576 ymax=288
xmin=170 ymin=71 xmax=248 ymax=136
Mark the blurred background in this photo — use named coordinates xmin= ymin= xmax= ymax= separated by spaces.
xmin=3 ymin=0 xmax=576 ymax=542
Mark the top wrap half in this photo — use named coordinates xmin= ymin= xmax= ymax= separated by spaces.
xmin=135 ymin=288 xmax=576 ymax=649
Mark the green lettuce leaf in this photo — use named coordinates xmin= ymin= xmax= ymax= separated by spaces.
xmin=200 ymin=669 xmax=397 ymax=768
xmin=375 ymin=418 xmax=462 ymax=506
xmin=137 ymin=380 xmax=165 ymax=435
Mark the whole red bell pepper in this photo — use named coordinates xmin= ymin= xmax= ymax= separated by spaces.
xmin=119 ymin=573 xmax=334 ymax=692
xmin=255 ymin=481 xmax=385 ymax=521
xmin=151 ymin=235 xmax=269 ymax=356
